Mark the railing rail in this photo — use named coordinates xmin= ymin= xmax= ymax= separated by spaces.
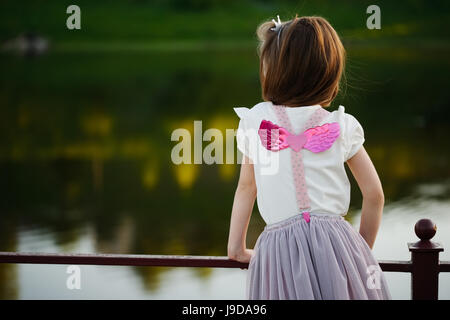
xmin=3 ymin=252 xmax=447 ymax=272
xmin=0 ymin=252 xmax=248 ymax=268
xmin=0 ymin=218 xmax=448 ymax=300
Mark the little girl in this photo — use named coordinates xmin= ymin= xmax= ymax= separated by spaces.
xmin=227 ymin=15 xmax=391 ymax=300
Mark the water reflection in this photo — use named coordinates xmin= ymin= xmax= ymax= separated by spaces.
xmin=0 ymin=45 xmax=449 ymax=298
xmin=1 ymin=189 xmax=449 ymax=299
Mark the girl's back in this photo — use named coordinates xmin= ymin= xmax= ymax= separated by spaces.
xmin=235 ymin=102 xmax=364 ymax=224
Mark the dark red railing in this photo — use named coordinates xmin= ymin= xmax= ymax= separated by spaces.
xmin=0 ymin=218 xmax=449 ymax=300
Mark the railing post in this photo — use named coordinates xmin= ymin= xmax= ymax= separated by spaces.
xmin=408 ymin=219 xmax=443 ymax=300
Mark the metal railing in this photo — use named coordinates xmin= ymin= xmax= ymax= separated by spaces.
xmin=0 ymin=218 xmax=449 ymax=300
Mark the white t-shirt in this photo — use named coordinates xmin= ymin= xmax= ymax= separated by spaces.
xmin=234 ymin=101 xmax=365 ymax=225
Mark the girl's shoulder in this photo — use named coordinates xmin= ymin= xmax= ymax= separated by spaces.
xmin=329 ymin=105 xmax=365 ymax=161
xmin=234 ymin=101 xmax=277 ymax=133
xmin=233 ymin=102 xmax=272 ymax=160
xmin=234 ymin=101 xmax=272 ymax=121
xmin=328 ymin=104 xmax=347 ymax=120
xmin=328 ymin=105 xmax=364 ymax=131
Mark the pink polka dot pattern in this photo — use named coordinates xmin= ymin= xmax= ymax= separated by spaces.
xmin=272 ymin=105 xmax=329 ymax=212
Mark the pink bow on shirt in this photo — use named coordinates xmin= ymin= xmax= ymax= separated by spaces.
xmin=258 ymin=120 xmax=340 ymax=152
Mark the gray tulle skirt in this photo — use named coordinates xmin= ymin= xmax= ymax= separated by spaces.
xmin=246 ymin=213 xmax=391 ymax=300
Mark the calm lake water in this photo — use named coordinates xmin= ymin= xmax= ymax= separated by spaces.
xmin=0 ymin=43 xmax=449 ymax=299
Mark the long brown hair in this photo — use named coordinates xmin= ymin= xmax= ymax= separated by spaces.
xmin=257 ymin=15 xmax=346 ymax=107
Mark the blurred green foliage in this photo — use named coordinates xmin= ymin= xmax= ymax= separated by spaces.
xmin=1 ymin=0 xmax=449 ymax=44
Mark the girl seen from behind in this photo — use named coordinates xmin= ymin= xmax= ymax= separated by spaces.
xmin=227 ymin=15 xmax=391 ymax=300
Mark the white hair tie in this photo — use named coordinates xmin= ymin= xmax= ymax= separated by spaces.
xmin=270 ymin=15 xmax=282 ymax=32
xmin=270 ymin=15 xmax=283 ymax=48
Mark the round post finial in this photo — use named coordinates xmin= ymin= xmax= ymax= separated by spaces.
xmin=409 ymin=218 xmax=442 ymax=252
xmin=414 ymin=219 xmax=437 ymax=241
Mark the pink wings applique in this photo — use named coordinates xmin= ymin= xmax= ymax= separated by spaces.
xmin=258 ymin=120 xmax=340 ymax=153
xmin=258 ymin=120 xmax=290 ymax=151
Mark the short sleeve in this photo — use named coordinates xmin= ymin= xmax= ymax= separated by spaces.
xmin=234 ymin=107 xmax=254 ymax=160
xmin=343 ymin=113 xmax=365 ymax=161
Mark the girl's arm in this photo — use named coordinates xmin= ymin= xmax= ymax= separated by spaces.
xmin=346 ymin=146 xmax=385 ymax=249
xmin=227 ymin=156 xmax=257 ymax=263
